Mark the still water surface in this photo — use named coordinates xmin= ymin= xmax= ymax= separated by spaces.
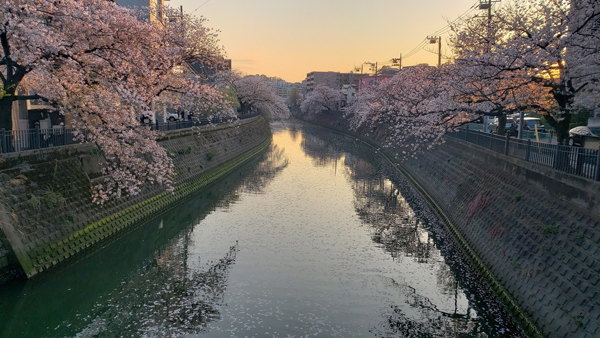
xmin=0 ymin=123 xmax=524 ymax=338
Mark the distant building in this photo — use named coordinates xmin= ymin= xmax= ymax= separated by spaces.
xmin=187 ymin=58 xmax=232 ymax=81
xmin=10 ymin=91 xmax=65 ymax=132
xmin=115 ymin=0 xmax=165 ymax=23
xmin=358 ymin=75 xmax=394 ymax=91
xmin=304 ymin=71 xmax=363 ymax=91
xmin=340 ymin=85 xmax=356 ymax=106
xmin=269 ymin=81 xmax=305 ymax=100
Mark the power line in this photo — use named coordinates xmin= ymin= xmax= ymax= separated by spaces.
xmin=192 ymin=0 xmax=212 ymax=13
xmin=402 ymin=1 xmax=479 ymax=61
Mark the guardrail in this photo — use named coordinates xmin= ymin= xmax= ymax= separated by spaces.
xmin=448 ymin=126 xmax=600 ymax=181
xmin=0 ymin=112 xmax=261 ymax=154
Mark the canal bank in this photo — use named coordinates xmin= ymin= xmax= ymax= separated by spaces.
xmin=0 ymin=116 xmax=271 ymax=282
xmin=299 ymin=112 xmax=600 ymax=338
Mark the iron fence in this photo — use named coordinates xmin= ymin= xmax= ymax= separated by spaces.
xmin=0 ymin=128 xmax=89 ymax=154
xmin=448 ymin=126 xmax=600 ymax=181
xmin=0 ymin=112 xmax=261 ymax=154
xmin=148 ymin=112 xmax=261 ymax=132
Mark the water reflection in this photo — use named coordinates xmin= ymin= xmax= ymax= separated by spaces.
xmin=74 ymin=242 xmax=238 ymax=338
xmin=299 ymin=124 xmax=523 ymax=338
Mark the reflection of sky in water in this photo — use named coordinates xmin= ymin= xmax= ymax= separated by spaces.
xmin=0 ymin=124 xmax=522 ymax=338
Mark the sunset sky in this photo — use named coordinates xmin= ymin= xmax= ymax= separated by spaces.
xmin=169 ymin=0 xmax=485 ymax=83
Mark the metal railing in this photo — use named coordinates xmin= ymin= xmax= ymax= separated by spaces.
xmin=148 ymin=112 xmax=261 ymax=131
xmin=0 ymin=112 xmax=261 ymax=154
xmin=449 ymin=126 xmax=600 ymax=181
xmin=0 ymin=127 xmax=89 ymax=154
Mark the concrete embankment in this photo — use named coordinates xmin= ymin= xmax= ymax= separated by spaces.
xmin=301 ymin=112 xmax=600 ymax=338
xmin=0 ymin=117 xmax=271 ymax=282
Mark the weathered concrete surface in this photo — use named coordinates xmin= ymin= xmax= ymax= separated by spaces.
xmin=301 ymin=112 xmax=600 ymax=338
xmin=0 ymin=117 xmax=270 ymax=281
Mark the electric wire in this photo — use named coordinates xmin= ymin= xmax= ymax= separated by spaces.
xmin=192 ymin=0 xmax=212 ymax=13
xmin=403 ymin=1 xmax=480 ymax=60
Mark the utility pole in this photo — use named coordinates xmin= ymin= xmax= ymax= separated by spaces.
xmin=392 ymin=54 xmax=402 ymax=70
xmin=427 ymin=36 xmax=442 ymax=67
xmin=478 ymin=0 xmax=500 ymax=132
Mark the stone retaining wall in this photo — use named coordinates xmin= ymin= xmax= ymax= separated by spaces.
xmin=0 ymin=117 xmax=270 ymax=281
xmin=300 ymin=113 xmax=600 ymax=338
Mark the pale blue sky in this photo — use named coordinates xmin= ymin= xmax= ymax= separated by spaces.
xmin=169 ymin=0 xmax=484 ymax=82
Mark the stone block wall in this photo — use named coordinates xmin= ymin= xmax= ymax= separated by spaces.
xmin=401 ymin=139 xmax=600 ymax=338
xmin=0 ymin=117 xmax=270 ymax=281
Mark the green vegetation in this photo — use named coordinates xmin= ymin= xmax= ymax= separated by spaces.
xmin=568 ymin=229 xmax=584 ymax=240
xmin=177 ymin=146 xmax=193 ymax=155
xmin=28 ymin=190 xmax=66 ymax=211
xmin=514 ymin=194 xmax=522 ymax=202
xmin=28 ymin=194 xmax=42 ymax=211
xmin=543 ymin=224 xmax=560 ymax=235
xmin=509 ymin=256 xmax=521 ymax=270
xmin=206 ymin=148 xmax=218 ymax=161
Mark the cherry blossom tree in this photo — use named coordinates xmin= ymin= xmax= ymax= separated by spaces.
xmin=349 ymin=65 xmax=473 ymax=153
xmin=351 ymin=0 xmax=600 ymax=149
xmin=218 ymin=72 xmax=290 ymax=120
xmin=0 ymin=0 xmax=230 ymax=202
xmin=450 ymin=0 xmax=600 ymax=143
xmin=300 ymin=84 xmax=343 ymax=115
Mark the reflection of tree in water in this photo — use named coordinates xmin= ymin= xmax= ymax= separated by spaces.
xmin=211 ymin=144 xmax=288 ymax=210
xmin=74 ymin=239 xmax=239 ymax=338
xmin=301 ymin=132 xmax=344 ymax=167
xmin=239 ymin=144 xmax=289 ymax=194
xmin=346 ymin=154 xmax=433 ymax=263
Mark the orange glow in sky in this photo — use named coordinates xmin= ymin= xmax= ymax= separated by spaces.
xmin=170 ymin=0 xmax=482 ymax=82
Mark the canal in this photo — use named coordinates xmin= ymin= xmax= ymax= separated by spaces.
xmin=0 ymin=123 xmax=525 ymax=338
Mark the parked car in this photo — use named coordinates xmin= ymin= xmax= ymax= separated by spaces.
xmin=166 ymin=112 xmax=180 ymax=121
xmin=489 ymin=118 xmax=518 ymax=136
xmin=568 ymin=126 xmax=600 ymax=147
xmin=522 ymin=117 xmax=546 ymax=133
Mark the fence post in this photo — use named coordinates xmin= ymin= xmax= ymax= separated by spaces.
xmin=465 ymin=124 xmax=469 ymax=141
xmin=34 ymin=126 xmax=41 ymax=149
xmin=553 ymin=145 xmax=561 ymax=170
xmin=525 ymin=139 xmax=531 ymax=162
xmin=489 ymin=132 xmax=493 ymax=150
xmin=575 ymin=147 xmax=585 ymax=176
xmin=504 ymin=133 xmax=509 ymax=155
xmin=0 ymin=128 xmax=4 ymax=154
xmin=595 ymin=145 xmax=600 ymax=181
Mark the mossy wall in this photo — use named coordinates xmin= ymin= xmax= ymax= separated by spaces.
xmin=0 ymin=117 xmax=270 ymax=281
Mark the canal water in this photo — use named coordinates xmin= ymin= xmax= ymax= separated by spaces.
xmin=0 ymin=123 xmax=524 ymax=338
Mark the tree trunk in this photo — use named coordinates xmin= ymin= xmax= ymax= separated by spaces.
xmin=0 ymin=94 xmax=15 ymax=131
xmin=239 ymin=101 xmax=250 ymax=114
xmin=545 ymin=110 xmax=571 ymax=145
xmin=555 ymin=111 xmax=571 ymax=145
xmin=497 ymin=115 xmax=507 ymax=136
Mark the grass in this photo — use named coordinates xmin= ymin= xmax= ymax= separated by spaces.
xmin=514 ymin=194 xmax=522 ymax=202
